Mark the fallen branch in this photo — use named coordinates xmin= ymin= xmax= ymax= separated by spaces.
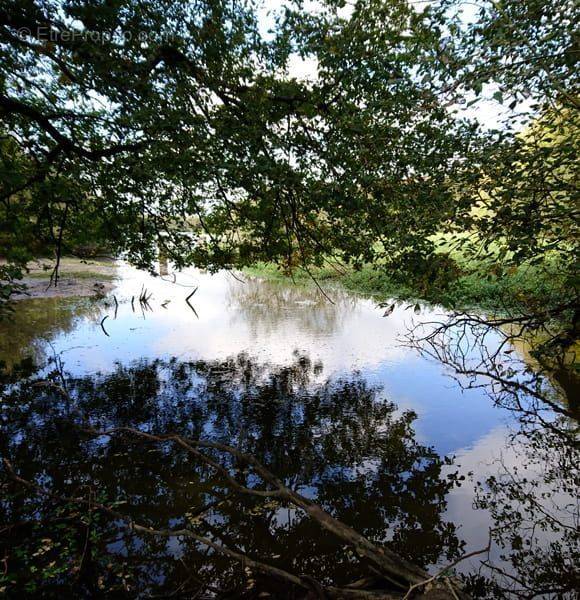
xmin=2 ymin=458 xmax=399 ymax=599
xmin=402 ymin=532 xmax=492 ymax=599
xmin=80 ymin=426 xmax=451 ymax=592
xmin=2 ymin=425 xmax=469 ymax=599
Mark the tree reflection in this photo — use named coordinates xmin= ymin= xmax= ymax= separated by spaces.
xmin=464 ymin=422 xmax=579 ymax=599
xmin=226 ymin=275 xmax=358 ymax=338
xmin=406 ymin=312 xmax=579 ymax=441
xmin=406 ymin=313 xmax=579 ymax=599
xmin=0 ymin=296 xmax=105 ymax=368
xmin=1 ymin=353 xmax=462 ymax=597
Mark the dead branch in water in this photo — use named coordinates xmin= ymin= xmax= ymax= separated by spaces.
xmin=185 ymin=287 xmax=199 ymax=317
xmin=3 ymin=424 xmax=470 ymax=599
xmin=139 ymin=285 xmax=153 ymax=306
xmin=74 ymin=426 xmax=468 ymax=598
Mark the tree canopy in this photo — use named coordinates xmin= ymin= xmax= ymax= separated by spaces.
xmin=1 ymin=0 xmax=578 ymax=347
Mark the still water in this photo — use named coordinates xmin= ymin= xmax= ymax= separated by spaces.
xmin=1 ymin=263 xmax=577 ymax=597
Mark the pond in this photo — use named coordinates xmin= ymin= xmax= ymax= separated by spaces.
xmin=1 ymin=263 xmax=577 ymax=598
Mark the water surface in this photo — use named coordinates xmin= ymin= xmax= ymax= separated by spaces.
xmin=1 ymin=263 xmax=577 ymax=597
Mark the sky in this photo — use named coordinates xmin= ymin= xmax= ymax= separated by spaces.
xmin=256 ymin=0 xmax=525 ymax=131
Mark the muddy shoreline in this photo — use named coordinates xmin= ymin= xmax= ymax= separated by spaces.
xmin=10 ymin=257 xmax=119 ymax=300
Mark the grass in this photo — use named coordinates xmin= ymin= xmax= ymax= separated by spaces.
xmin=22 ymin=257 xmax=120 ymax=281
xmin=244 ymin=259 xmax=567 ymax=314
xmin=26 ymin=270 xmax=118 ymax=281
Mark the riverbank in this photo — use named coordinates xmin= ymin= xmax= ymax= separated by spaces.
xmin=243 ymin=260 xmax=566 ymax=314
xmin=11 ymin=257 xmax=118 ymax=300
xmin=6 ymin=254 xmax=563 ymax=312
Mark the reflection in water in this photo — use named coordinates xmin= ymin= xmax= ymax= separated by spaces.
xmin=406 ymin=312 xmax=579 ymax=437
xmin=467 ymin=423 xmax=579 ymax=598
xmin=1 ymin=354 xmax=463 ymax=597
xmin=405 ymin=315 xmax=579 ymax=598
xmin=0 ymin=296 xmax=105 ymax=368
xmin=0 ymin=264 xmax=578 ymax=598
xmin=227 ymin=276 xmax=358 ymax=339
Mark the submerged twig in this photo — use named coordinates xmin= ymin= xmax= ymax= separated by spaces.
xmin=100 ymin=315 xmax=110 ymax=337
xmin=185 ymin=287 xmax=199 ymax=318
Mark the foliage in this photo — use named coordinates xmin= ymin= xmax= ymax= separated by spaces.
xmin=0 ymin=262 xmax=25 ymax=318
xmin=439 ymin=0 xmax=578 ymax=363
xmin=0 ymin=0 xmax=472 ymax=279
xmin=0 ymin=490 xmax=135 ymax=596
xmin=0 ymin=0 xmax=577 ymax=353
xmin=246 ymin=254 xmax=571 ymax=314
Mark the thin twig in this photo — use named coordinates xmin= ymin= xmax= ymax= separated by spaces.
xmin=100 ymin=315 xmax=110 ymax=337
xmin=402 ymin=530 xmax=492 ymax=599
